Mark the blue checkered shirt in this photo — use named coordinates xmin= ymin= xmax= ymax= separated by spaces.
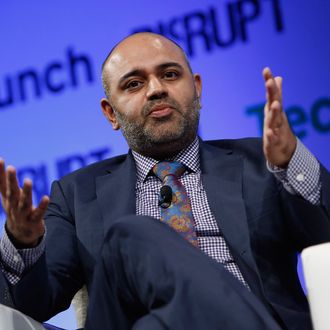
xmin=0 ymin=138 xmax=321 ymax=286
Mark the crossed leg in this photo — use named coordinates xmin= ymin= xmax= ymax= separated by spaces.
xmin=85 ymin=215 xmax=281 ymax=330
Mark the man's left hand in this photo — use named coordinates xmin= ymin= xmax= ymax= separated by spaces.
xmin=262 ymin=67 xmax=297 ymax=168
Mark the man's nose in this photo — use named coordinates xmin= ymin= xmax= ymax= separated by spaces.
xmin=146 ymin=76 xmax=168 ymax=100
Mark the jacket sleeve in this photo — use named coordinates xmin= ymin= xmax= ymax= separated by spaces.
xmin=281 ymin=163 xmax=330 ymax=251
xmin=10 ymin=180 xmax=84 ymax=322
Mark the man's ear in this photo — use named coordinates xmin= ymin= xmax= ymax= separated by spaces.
xmin=100 ymin=98 xmax=120 ymax=130
xmin=193 ymin=73 xmax=202 ymax=99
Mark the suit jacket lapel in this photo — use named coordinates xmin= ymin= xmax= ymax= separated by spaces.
xmin=200 ymin=141 xmax=264 ymax=295
xmin=95 ymin=152 xmax=137 ymax=237
xmin=94 ymin=142 xmax=267 ymax=300
xmin=95 ymin=142 xmax=260 ymax=273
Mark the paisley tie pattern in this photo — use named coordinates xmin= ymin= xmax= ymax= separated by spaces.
xmin=152 ymin=161 xmax=198 ymax=247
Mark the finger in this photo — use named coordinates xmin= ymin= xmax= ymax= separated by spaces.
xmin=274 ymin=76 xmax=283 ymax=101
xmin=18 ymin=179 xmax=33 ymax=213
xmin=30 ymin=195 xmax=49 ymax=223
xmin=6 ymin=166 xmax=20 ymax=207
xmin=263 ymin=67 xmax=282 ymax=107
xmin=265 ymin=77 xmax=280 ymax=106
xmin=0 ymin=159 xmax=6 ymax=197
xmin=262 ymin=67 xmax=273 ymax=82
xmin=262 ymin=67 xmax=273 ymax=103
xmin=265 ymin=100 xmax=282 ymax=130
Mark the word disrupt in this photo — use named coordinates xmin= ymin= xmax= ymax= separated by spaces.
xmin=132 ymin=0 xmax=284 ymax=57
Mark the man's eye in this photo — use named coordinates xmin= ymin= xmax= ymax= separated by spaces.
xmin=164 ymin=71 xmax=178 ymax=79
xmin=126 ymin=81 xmax=142 ymax=89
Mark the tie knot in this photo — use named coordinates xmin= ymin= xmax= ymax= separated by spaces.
xmin=152 ymin=161 xmax=186 ymax=182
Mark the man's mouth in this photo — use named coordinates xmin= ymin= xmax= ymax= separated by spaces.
xmin=148 ymin=104 xmax=174 ymax=118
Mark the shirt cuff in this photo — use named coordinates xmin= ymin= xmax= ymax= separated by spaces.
xmin=267 ymin=139 xmax=321 ymax=205
xmin=0 ymin=227 xmax=46 ymax=285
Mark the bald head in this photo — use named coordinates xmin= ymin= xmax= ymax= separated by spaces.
xmin=101 ymin=32 xmax=192 ymax=98
xmin=99 ymin=31 xmax=202 ymax=158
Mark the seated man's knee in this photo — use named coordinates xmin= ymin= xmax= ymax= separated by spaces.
xmin=105 ymin=215 xmax=173 ymax=243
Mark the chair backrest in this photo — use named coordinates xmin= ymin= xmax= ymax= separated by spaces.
xmin=301 ymin=242 xmax=330 ymax=330
xmin=71 ymin=285 xmax=89 ymax=329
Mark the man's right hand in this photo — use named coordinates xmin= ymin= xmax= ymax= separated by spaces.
xmin=0 ymin=159 xmax=49 ymax=247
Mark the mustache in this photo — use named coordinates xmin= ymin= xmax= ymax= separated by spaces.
xmin=142 ymin=97 xmax=181 ymax=117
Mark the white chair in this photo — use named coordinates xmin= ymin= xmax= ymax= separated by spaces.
xmin=71 ymin=285 xmax=88 ymax=329
xmin=301 ymin=242 xmax=330 ymax=330
xmin=0 ymin=286 xmax=88 ymax=330
xmin=0 ymin=303 xmax=46 ymax=330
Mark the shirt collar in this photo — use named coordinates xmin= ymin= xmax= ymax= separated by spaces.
xmin=132 ymin=137 xmax=200 ymax=182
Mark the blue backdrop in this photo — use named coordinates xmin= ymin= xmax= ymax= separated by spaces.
xmin=1 ymin=1 xmax=329 ymax=328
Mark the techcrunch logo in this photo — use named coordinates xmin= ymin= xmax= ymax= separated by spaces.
xmin=0 ymin=0 xmax=284 ymax=110
xmin=246 ymin=97 xmax=330 ymax=138
xmin=0 ymin=47 xmax=94 ymax=110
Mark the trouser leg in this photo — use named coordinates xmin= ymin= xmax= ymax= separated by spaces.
xmin=85 ymin=215 xmax=281 ymax=330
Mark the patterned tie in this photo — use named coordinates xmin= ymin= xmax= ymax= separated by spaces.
xmin=152 ymin=161 xmax=198 ymax=247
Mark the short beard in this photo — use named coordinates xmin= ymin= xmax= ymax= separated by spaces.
xmin=113 ymin=95 xmax=201 ymax=159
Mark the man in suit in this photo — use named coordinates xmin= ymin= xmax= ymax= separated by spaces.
xmin=0 ymin=32 xmax=329 ymax=329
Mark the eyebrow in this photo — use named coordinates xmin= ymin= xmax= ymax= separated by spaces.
xmin=118 ymin=62 xmax=184 ymax=86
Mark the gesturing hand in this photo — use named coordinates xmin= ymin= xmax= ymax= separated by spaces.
xmin=0 ymin=159 xmax=49 ymax=247
xmin=262 ymin=67 xmax=297 ymax=168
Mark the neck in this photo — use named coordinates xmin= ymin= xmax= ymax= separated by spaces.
xmin=132 ymin=135 xmax=196 ymax=160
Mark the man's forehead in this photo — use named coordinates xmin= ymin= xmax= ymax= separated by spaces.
xmin=106 ymin=34 xmax=186 ymax=72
